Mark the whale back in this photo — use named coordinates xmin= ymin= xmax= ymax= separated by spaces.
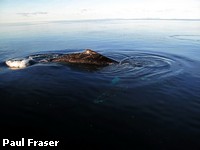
xmin=51 ymin=49 xmax=118 ymax=66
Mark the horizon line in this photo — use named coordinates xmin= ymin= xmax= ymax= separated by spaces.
xmin=1 ymin=18 xmax=200 ymax=24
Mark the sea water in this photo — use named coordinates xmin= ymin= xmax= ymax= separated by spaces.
xmin=0 ymin=19 xmax=200 ymax=149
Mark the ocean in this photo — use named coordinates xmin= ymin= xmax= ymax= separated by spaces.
xmin=0 ymin=19 xmax=200 ymax=149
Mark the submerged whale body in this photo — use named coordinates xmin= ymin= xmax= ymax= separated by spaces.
xmin=5 ymin=49 xmax=118 ymax=69
xmin=51 ymin=49 xmax=118 ymax=66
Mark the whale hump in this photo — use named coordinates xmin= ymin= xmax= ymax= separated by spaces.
xmin=51 ymin=49 xmax=118 ymax=66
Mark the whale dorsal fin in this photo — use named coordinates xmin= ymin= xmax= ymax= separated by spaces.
xmin=84 ymin=49 xmax=98 ymax=55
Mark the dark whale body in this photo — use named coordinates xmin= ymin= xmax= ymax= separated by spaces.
xmin=51 ymin=49 xmax=118 ymax=66
xmin=5 ymin=49 xmax=118 ymax=71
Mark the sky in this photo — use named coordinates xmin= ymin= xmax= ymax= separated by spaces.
xmin=0 ymin=0 xmax=200 ymax=23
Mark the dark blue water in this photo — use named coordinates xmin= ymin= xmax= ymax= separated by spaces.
xmin=0 ymin=19 xmax=200 ymax=149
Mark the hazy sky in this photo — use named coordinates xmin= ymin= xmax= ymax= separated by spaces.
xmin=0 ymin=0 xmax=200 ymax=23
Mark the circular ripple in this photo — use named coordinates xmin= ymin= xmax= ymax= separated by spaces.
xmin=101 ymin=51 xmax=184 ymax=87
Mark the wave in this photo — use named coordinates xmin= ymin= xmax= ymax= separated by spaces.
xmin=170 ymin=35 xmax=200 ymax=42
xmin=5 ymin=58 xmax=33 ymax=68
xmin=5 ymin=53 xmax=61 ymax=69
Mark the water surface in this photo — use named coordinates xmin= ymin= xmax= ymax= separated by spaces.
xmin=0 ymin=19 xmax=200 ymax=149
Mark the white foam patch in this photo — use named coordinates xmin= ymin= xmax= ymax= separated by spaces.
xmin=5 ymin=53 xmax=61 ymax=69
xmin=5 ymin=58 xmax=31 ymax=69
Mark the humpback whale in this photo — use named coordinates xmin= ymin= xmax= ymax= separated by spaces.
xmin=51 ymin=49 xmax=118 ymax=66
xmin=5 ymin=49 xmax=118 ymax=69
